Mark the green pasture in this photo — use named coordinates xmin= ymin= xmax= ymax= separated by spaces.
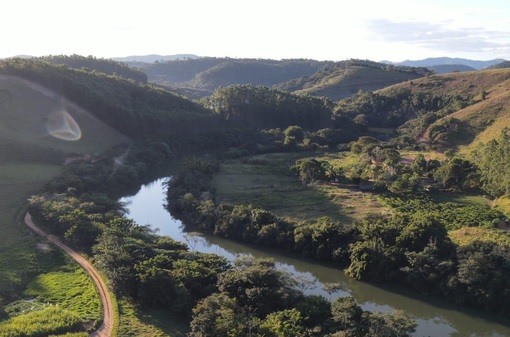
xmin=429 ymin=192 xmax=489 ymax=206
xmin=25 ymin=266 xmax=101 ymax=323
xmin=211 ymin=152 xmax=389 ymax=224
xmin=118 ymin=299 xmax=187 ymax=337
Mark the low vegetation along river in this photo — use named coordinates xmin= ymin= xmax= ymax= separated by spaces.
xmin=121 ymin=178 xmax=510 ymax=337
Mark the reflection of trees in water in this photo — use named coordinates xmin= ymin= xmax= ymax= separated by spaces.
xmin=183 ymin=232 xmax=202 ymax=250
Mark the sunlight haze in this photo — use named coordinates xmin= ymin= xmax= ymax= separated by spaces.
xmin=4 ymin=0 xmax=510 ymax=62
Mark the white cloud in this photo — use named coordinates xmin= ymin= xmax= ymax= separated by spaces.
xmin=368 ymin=19 xmax=510 ymax=58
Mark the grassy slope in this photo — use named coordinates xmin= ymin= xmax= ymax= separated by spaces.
xmin=294 ymin=66 xmax=422 ymax=101
xmin=376 ymin=69 xmax=510 ymax=150
xmin=210 ymin=152 xmax=389 ymax=224
xmin=0 ymin=75 xmax=127 ymax=331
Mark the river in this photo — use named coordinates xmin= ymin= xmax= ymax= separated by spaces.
xmin=120 ymin=178 xmax=510 ymax=337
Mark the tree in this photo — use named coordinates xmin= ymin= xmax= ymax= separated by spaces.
xmin=388 ymin=173 xmax=421 ymax=195
xmin=217 ymin=258 xmax=299 ymax=317
xmin=291 ymin=158 xmax=327 ymax=184
xmin=330 ymin=296 xmax=364 ymax=334
xmin=259 ymin=309 xmax=306 ymax=337
xmin=283 ymin=125 xmax=306 ymax=148
xmin=189 ymin=293 xmax=247 ymax=337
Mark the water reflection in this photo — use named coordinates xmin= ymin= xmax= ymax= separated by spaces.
xmin=120 ymin=178 xmax=510 ymax=337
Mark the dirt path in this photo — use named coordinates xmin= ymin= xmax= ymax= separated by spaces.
xmin=24 ymin=212 xmax=115 ymax=337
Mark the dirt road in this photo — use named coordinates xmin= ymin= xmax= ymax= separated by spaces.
xmin=24 ymin=212 xmax=115 ymax=337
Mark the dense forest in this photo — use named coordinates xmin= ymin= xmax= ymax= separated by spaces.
xmin=1 ymin=55 xmax=510 ymax=336
xmin=36 ymin=54 xmax=148 ymax=83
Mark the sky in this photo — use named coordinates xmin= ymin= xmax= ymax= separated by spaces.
xmin=3 ymin=0 xmax=510 ymax=62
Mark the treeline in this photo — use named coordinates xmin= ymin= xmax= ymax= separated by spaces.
xmin=0 ymin=58 xmax=214 ymax=138
xmin=166 ymin=156 xmax=510 ymax=316
xmin=472 ymin=129 xmax=510 ymax=197
xmin=36 ymin=54 xmax=148 ymax=83
xmin=24 ymin=143 xmax=417 ymax=337
xmin=201 ymin=84 xmax=335 ymax=130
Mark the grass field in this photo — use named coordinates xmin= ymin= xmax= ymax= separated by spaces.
xmin=449 ymin=226 xmax=510 ymax=248
xmin=429 ymin=192 xmax=489 ymax=206
xmin=25 ymin=266 xmax=102 ymax=323
xmin=0 ymin=163 xmax=63 ymax=294
xmin=210 ymin=152 xmax=389 ymax=224
xmin=118 ymin=299 xmax=188 ymax=337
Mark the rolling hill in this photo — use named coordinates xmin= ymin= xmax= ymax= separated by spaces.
xmin=138 ymin=57 xmax=430 ymax=101
xmin=277 ymin=59 xmax=429 ymax=101
xmin=335 ymin=68 xmax=510 ymax=150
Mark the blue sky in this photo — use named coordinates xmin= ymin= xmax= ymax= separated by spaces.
xmin=3 ymin=0 xmax=509 ymax=62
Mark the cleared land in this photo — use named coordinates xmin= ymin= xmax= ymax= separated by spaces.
xmin=210 ymin=152 xmax=390 ymax=224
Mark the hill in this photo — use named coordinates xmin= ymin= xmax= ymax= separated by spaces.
xmin=335 ymin=68 xmax=510 ymax=150
xmin=277 ymin=59 xmax=429 ymax=101
xmin=141 ymin=57 xmax=429 ymax=101
xmin=487 ymin=60 xmax=510 ymax=69
xmin=37 ymin=54 xmax=148 ymax=83
xmin=112 ymin=54 xmax=199 ymax=63
xmin=427 ymin=64 xmax=476 ymax=74
xmin=0 ymin=58 xmax=215 ymax=139
xmin=0 ymin=72 xmax=129 ymax=304
xmin=142 ymin=57 xmax=326 ymax=96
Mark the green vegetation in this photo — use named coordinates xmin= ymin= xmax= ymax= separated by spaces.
xmin=449 ymin=227 xmax=510 ymax=248
xmin=0 ymin=58 xmax=214 ymax=139
xmin=118 ymin=299 xmax=187 ymax=337
xmin=25 ymin=267 xmax=101 ymax=323
xmin=0 ymin=306 xmax=82 ymax=337
xmin=141 ymin=57 xmax=429 ymax=101
xmin=201 ymin=84 xmax=335 ymax=130
xmin=3 ymin=55 xmax=510 ymax=336
xmin=210 ymin=153 xmax=348 ymax=222
xmin=37 ymin=54 xmax=148 ymax=83
xmin=286 ymin=59 xmax=430 ymax=101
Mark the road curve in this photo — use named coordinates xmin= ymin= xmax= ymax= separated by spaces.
xmin=24 ymin=212 xmax=115 ymax=337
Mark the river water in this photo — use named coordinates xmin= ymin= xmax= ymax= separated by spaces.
xmin=120 ymin=178 xmax=510 ymax=337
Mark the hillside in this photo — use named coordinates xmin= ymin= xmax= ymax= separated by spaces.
xmin=0 ymin=74 xmax=128 ymax=162
xmin=278 ymin=60 xmax=429 ymax=101
xmin=335 ymin=68 xmax=510 ymax=150
xmin=427 ymin=64 xmax=476 ymax=74
xmin=0 ymin=58 xmax=215 ymax=139
xmin=142 ymin=57 xmax=326 ymax=96
xmin=36 ymin=54 xmax=148 ymax=83
xmin=487 ymin=60 xmax=510 ymax=69
xmin=139 ymin=57 xmax=428 ymax=101
xmin=0 ymin=73 xmax=129 ymax=307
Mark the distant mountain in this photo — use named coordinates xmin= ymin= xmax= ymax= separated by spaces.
xmin=487 ymin=61 xmax=510 ymax=69
xmin=427 ymin=64 xmax=476 ymax=74
xmin=112 ymin=54 xmax=199 ymax=63
xmin=393 ymin=57 xmax=506 ymax=70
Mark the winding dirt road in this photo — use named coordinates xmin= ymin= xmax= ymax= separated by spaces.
xmin=24 ymin=212 xmax=114 ymax=337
